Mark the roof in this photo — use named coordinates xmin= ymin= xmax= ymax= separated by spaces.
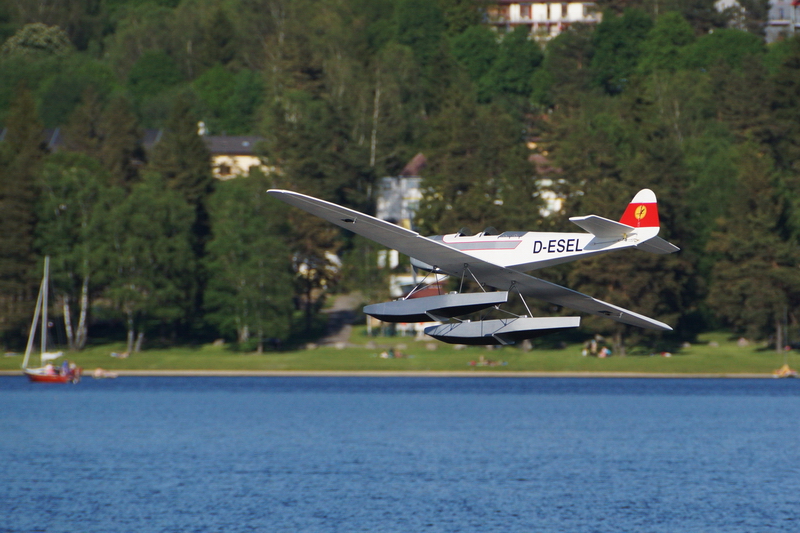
xmin=203 ymin=135 xmax=263 ymax=156
xmin=1 ymin=126 xmax=264 ymax=157
xmin=400 ymin=152 xmax=427 ymax=176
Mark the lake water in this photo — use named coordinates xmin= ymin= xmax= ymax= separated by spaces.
xmin=1 ymin=376 xmax=799 ymax=533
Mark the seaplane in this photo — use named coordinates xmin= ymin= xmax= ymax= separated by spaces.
xmin=267 ymin=188 xmax=679 ymax=345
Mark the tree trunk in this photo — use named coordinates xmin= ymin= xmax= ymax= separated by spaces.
xmin=613 ymin=329 xmax=626 ymax=357
xmin=238 ymin=323 xmax=249 ymax=344
xmin=134 ymin=331 xmax=144 ymax=353
xmin=370 ymin=72 xmax=381 ymax=167
xmin=62 ymin=295 xmax=75 ymax=350
xmin=74 ymin=273 xmax=89 ymax=350
xmin=305 ymin=276 xmax=313 ymax=333
xmin=775 ymin=316 xmax=784 ymax=353
xmin=126 ymin=310 xmax=135 ymax=354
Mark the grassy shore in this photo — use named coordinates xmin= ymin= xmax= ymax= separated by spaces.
xmin=2 ymin=328 xmax=798 ymax=376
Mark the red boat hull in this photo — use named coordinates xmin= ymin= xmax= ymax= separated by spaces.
xmin=24 ymin=368 xmax=82 ymax=384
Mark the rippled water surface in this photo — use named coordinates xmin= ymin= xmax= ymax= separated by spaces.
xmin=1 ymin=376 xmax=799 ymax=532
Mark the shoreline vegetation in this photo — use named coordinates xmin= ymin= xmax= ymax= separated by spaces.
xmin=2 ymin=330 xmax=797 ymax=378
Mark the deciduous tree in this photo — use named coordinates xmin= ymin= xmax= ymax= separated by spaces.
xmin=204 ymin=171 xmax=294 ymax=350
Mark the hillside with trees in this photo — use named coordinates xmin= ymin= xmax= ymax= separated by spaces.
xmin=0 ymin=0 xmax=798 ymax=354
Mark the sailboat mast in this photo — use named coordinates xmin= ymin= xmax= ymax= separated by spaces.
xmin=41 ymin=256 xmax=49 ymax=355
xmin=21 ymin=257 xmax=48 ymax=370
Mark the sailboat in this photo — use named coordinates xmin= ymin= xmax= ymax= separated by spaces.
xmin=21 ymin=257 xmax=81 ymax=383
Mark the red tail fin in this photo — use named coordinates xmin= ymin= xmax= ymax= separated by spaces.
xmin=619 ymin=189 xmax=659 ymax=228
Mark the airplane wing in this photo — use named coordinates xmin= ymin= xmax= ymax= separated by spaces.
xmin=267 ymin=189 xmax=672 ymax=331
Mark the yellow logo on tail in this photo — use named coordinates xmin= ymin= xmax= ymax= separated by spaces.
xmin=634 ymin=205 xmax=647 ymax=220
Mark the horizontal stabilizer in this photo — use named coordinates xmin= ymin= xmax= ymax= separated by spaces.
xmin=638 ymin=236 xmax=680 ymax=254
xmin=569 ymin=215 xmax=633 ymax=238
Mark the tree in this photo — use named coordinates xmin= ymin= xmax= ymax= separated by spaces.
xmin=45 ymin=64 xmax=117 ymax=128
xmin=706 ymin=145 xmax=800 ymax=350
xmin=94 ymin=173 xmax=196 ymax=352
xmin=450 ymin=25 xmax=499 ymax=100
xmin=591 ymin=9 xmax=653 ymax=95
xmin=439 ymin=0 xmax=483 ymax=36
xmin=63 ymin=90 xmax=144 ymax=186
xmin=0 ymin=87 xmax=46 ymax=341
xmin=770 ymin=37 xmax=800 ymax=173
xmin=682 ymin=28 xmax=765 ymax=72
xmin=149 ymin=95 xmax=214 ymax=212
xmin=148 ymin=95 xmax=215 ymax=335
xmin=35 ymin=152 xmax=112 ymax=350
xmin=192 ymin=66 xmax=264 ymax=135
xmin=127 ymin=49 xmax=184 ymax=105
xmin=418 ymin=92 xmax=543 ymax=235
xmin=0 ymin=23 xmax=72 ymax=59
xmin=393 ymin=0 xmax=454 ymax=113
xmin=483 ymin=26 xmax=543 ymax=103
xmin=637 ymin=12 xmax=695 ymax=75
xmin=204 ymin=171 xmax=294 ymax=350
xmin=6 ymin=0 xmax=108 ymax=51
xmin=531 ymin=25 xmax=594 ymax=110
xmin=98 ymin=94 xmax=144 ymax=186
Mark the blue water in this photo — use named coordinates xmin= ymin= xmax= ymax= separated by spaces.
xmin=1 ymin=377 xmax=799 ymax=533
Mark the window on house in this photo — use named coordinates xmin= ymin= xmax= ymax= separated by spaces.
xmin=521 ymin=5 xmax=531 ymax=18
xmin=218 ymin=164 xmax=231 ymax=176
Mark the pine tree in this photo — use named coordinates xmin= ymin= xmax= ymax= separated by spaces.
xmin=149 ymin=96 xmax=213 ymax=207
xmin=707 ymin=145 xmax=800 ymax=350
xmin=148 ymin=95 xmax=214 ymax=336
xmin=0 ymin=87 xmax=46 ymax=340
xmin=418 ymin=92 xmax=543 ymax=235
xmin=64 ymin=90 xmax=143 ymax=186
xmin=98 ymin=95 xmax=143 ymax=186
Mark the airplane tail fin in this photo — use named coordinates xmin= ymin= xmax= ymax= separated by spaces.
xmin=619 ymin=189 xmax=660 ymax=228
xmin=569 ymin=189 xmax=679 ymax=254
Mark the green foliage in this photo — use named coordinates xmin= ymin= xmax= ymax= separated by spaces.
xmin=638 ymin=11 xmax=695 ymax=74
xmin=34 ymin=152 xmax=113 ymax=349
xmin=192 ymin=66 xmax=264 ymax=135
xmin=682 ymin=29 xmax=765 ymax=71
xmin=0 ymin=87 xmax=45 ymax=335
xmin=0 ymin=23 xmax=72 ymax=59
xmin=148 ymin=95 xmax=213 ymax=206
xmin=1 ymin=0 xmax=799 ymax=349
xmin=484 ymin=26 xmax=543 ymax=102
xmin=36 ymin=54 xmax=119 ymax=127
xmin=532 ymin=25 xmax=594 ymax=109
xmin=127 ymin=49 xmax=184 ymax=103
xmin=706 ymin=146 xmax=800 ymax=346
xmin=418 ymin=93 xmax=542 ymax=234
xmin=591 ymin=9 xmax=653 ymax=94
xmin=450 ymin=25 xmax=498 ymax=89
xmin=94 ymin=172 xmax=196 ymax=346
xmin=204 ymin=171 xmax=294 ymax=348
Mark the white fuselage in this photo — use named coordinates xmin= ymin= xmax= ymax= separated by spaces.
xmin=427 ymin=229 xmax=650 ymax=272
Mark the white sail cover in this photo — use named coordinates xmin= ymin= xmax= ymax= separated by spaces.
xmin=41 ymin=351 xmax=64 ymax=362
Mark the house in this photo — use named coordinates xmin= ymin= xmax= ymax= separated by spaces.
xmin=375 ymin=153 xmax=426 ymax=230
xmin=202 ymin=135 xmax=271 ymax=180
xmin=765 ymin=0 xmax=800 ymax=42
xmin=485 ymin=1 xmax=602 ymax=40
xmin=143 ymin=129 xmax=271 ymax=179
